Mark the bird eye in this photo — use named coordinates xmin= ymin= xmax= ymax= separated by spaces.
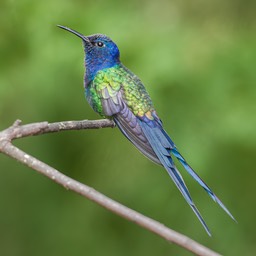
xmin=96 ymin=41 xmax=104 ymax=47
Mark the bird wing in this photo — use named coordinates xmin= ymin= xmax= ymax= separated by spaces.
xmin=114 ymin=103 xmax=161 ymax=164
xmin=97 ymin=83 xmax=160 ymax=164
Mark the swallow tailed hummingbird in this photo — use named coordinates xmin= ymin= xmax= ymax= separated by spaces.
xmin=57 ymin=25 xmax=235 ymax=235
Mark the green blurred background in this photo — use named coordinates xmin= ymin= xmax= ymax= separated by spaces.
xmin=0 ymin=0 xmax=255 ymax=255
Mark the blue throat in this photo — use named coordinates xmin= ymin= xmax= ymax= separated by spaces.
xmin=84 ymin=44 xmax=121 ymax=86
xmin=85 ymin=57 xmax=120 ymax=83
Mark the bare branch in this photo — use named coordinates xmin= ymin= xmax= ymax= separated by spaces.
xmin=0 ymin=119 xmax=221 ymax=256
xmin=0 ymin=119 xmax=115 ymax=140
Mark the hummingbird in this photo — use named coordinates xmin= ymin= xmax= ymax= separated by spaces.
xmin=57 ymin=25 xmax=235 ymax=235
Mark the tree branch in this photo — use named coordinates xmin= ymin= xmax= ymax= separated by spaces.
xmin=0 ymin=119 xmax=221 ymax=256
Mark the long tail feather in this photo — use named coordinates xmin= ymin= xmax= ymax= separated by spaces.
xmin=160 ymin=127 xmax=236 ymax=221
xmin=171 ymin=148 xmax=236 ymax=221
xmin=139 ymin=120 xmax=212 ymax=235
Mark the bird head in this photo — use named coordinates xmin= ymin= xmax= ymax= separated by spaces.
xmin=58 ymin=25 xmax=120 ymax=80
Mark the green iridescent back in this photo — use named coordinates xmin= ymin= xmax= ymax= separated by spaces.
xmin=86 ymin=64 xmax=155 ymax=117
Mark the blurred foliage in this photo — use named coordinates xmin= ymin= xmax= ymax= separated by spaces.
xmin=0 ymin=0 xmax=256 ymax=255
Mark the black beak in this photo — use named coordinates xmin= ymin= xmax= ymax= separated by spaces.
xmin=57 ymin=25 xmax=89 ymax=42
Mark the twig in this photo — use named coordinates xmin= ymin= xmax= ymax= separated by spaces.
xmin=0 ymin=119 xmax=221 ymax=256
